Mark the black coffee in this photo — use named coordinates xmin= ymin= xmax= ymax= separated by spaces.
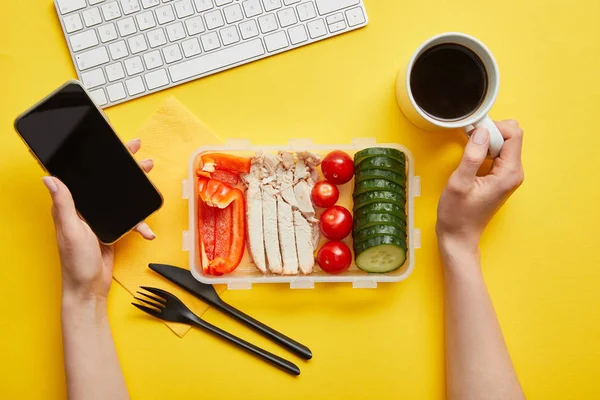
xmin=410 ymin=43 xmax=488 ymax=120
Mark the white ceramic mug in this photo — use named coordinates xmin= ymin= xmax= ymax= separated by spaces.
xmin=396 ymin=32 xmax=504 ymax=158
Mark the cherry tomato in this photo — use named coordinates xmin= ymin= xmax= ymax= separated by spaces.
xmin=317 ymin=241 xmax=352 ymax=274
xmin=311 ymin=180 xmax=340 ymax=208
xmin=319 ymin=205 xmax=353 ymax=240
xmin=321 ymin=150 xmax=355 ymax=185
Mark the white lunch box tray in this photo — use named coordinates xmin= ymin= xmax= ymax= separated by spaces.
xmin=182 ymin=138 xmax=420 ymax=289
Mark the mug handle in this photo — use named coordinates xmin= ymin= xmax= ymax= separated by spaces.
xmin=463 ymin=116 xmax=505 ymax=158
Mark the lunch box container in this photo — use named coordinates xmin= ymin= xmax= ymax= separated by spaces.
xmin=182 ymin=138 xmax=421 ymax=289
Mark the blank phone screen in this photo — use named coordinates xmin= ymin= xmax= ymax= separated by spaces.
xmin=15 ymin=82 xmax=163 ymax=243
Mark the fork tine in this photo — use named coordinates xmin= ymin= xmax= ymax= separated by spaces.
xmin=141 ymin=286 xmax=172 ymax=301
xmin=131 ymin=302 xmax=162 ymax=317
xmin=136 ymin=291 xmax=166 ymax=305
xmin=134 ymin=296 xmax=165 ymax=309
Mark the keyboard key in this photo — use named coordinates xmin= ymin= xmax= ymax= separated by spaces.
xmin=120 ymin=0 xmax=141 ymax=14
xmin=258 ymin=14 xmax=278 ymax=33
xmin=220 ymin=26 xmax=240 ymax=45
xmin=147 ymin=28 xmax=168 ymax=47
xmin=156 ymin=4 xmax=176 ymax=24
xmin=105 ymin=62 xmax=126 ymax=81
xmin=109 ymin=40 xmax=129 ymax=59
xmin=174 ymin=0 xmax=195 ymax=17
xmin=117 ymin=17 xmax=138 ymax=36
xmin=89 ymin=0 xmax=107 ymax=5
xmin=328 ymin=20 xmax=345 ymax=32
xmin=143 ymin=50 xmax=164 ymax=69
xmin=56 ymin=0 xmax=87 ymax=14
xmin=69 ymin=30 xmax=99 ymax=51
xmin=125 ymin=56 xmax=145 ymax=75
xmin=296 ymin=2 xmax=316 ymax=21
xmin=128 ymin=34 xmax=149 ymax=54
xmin=169 ymin=38 xmax=265 ymax=82
xmin=288 ymin=24 xmax=307 ymax=44
xmin=82 ymin=8 xmax=102 ymax=27
xmin=277 ymin=8 xmax=297 ymax=27
xmin=126 ymin=76 xmax=146 ymax=95
xmin=242 ymin=0 xmax=262 ymax=17
xmin=102 ymin=2 xmax=122 ymax=20
xmin=283 ymin=0 xmax=300 ymax=4
xmin=182 ymin=38 xmax=202 ymax=57
xmin=239 ymin=20 xmax=259 ymax=39
xmin=64 ymin=14 xmax=83 ymax=33
xmin=99 ymin=23 xmax=118 ymax=43
xmin=262 ymin=0 xmax=282 ymax=12
xmin=81 ymin=68 xmax=106 ymax=88
xmin=205 ymin=10 xmax=225 ymax=30
xmin=264 ymin=30 xmax=288 ymax=52
xmin=224 ymin=4 xmax=244 ymax=23
xmin=215 ymin=0 xmax=233 ymax=5
xmin=88 ymin=88 xmax=108 ymax=106
xmin=315 ymin=0 xmax=358 ymax=15
xmin=307 ymin=18 xmax=326 ymax=38
xmin=142 ymin=0 xmax=160 ymax=7
xmin=185 ymin=16 xmax=206 ymax=35
xmin=136 ymin=11 xmax=157 ymax=30
xmin=166 ymin=22 xmax=186 ymax=41
xmin=194 ymin=0 xmax=214 ymax=12
xmin=325 ymin=12 xmax=343 ymax=24
xmin=345 ymin=6 xmax=365 ymax=26
xmin=144 ymin=69 xmax=170 ymax=89
xmin=107 ymin=82 xmax=127 ymax=101
xmin=75 ymin=46 xmax=110 ymax=70
xmin=200 ymin=32 xmax=220 ymax=51
xmin=163 ymin=44 xmax=183 ymax=63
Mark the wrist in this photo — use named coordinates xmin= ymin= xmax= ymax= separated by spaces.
xmin=437 ymin=234 xmax=481 ymax=272
xmin=62 ymin=292 xmax=108 ymax=325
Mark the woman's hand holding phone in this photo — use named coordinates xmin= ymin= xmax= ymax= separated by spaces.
xmin=43 ymin=138 xmax=155 ymax=304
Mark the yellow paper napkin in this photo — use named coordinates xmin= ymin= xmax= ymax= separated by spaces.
xmin=114 ymin=97 xmax=226 ymax=337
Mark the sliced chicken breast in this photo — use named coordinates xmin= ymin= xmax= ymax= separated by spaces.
xmin=294 ymin=210 xmax=315 ymax=274
xmin=277 ymin=196 xmax=299 ymax=275
xmin=262 ymin=185 xmax=282 ymax=274
xmin=276 ymin=152 xmax=298 ymax=208
xmin=246 ymin=179 xmax=266 ymax=273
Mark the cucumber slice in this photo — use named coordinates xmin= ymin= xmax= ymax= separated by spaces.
xmin=353 ymin=225 xmax=407 ymax=244
xmin=353 ymin=203 xmax=406 ymax=220
xmin=355 ymin=156 xmax=404 ymax=173
xmin=354 ymin=238 xmax=407 ymax=273
xmin=353 ymin=191 xmax=406 ymax=209
xmin=353 ymin=213 xmax=406 ymax=231
xmin=354 ymin=179 xmax=405 ymax=196
xmin=354 ymin=148 xmax=406 ymax=166
xmin=355 ymin=168 xmax=405 ymax=184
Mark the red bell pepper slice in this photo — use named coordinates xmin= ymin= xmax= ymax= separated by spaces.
xmin=215 ymin=204 xmax=233 ymax=259
xmin=209 ymin=189 xmax=246 ymax=275
xmin=211 ymin=169 xmax=240 ymax=186
xmin=200 ymin=153 xmax=251 ymax=174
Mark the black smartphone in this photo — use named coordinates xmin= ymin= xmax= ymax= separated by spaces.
xmin=14 ymin=81 xmax=163 ymax=244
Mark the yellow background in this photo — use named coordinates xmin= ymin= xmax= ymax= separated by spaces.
xmin=1 ymin=0 xmax=599 ymax=398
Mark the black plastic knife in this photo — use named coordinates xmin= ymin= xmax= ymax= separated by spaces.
xmin=149 ymin=263 xmax=313 ymax=360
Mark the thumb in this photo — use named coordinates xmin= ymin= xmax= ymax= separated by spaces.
xmin=42 ymin=177 xmax=80 ymax=229
xmin=456 ymin=128 xmax=490 ymax=182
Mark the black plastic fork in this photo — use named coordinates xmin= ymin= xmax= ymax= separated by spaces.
xmin=133 ymin=286 xmax=301 ymax=376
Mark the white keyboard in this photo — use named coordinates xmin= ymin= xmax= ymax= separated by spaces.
xmin=54 ymin=0 xmax=369 ymax=108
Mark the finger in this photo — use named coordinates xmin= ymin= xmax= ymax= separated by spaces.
xmin=494 ymin=120 xmax=524 ymax=165
xmin=42 ymin=177 xmax=80 ymax=229
xmin=139 ymin=158 xmax=154 ymax=173
xmin=126 ymin=138 xmax=142 ymax=154
xmin=135 ymin=222 xmax=156 ymax=240
xmin=455 ymin=128 xmax=490 ymax=183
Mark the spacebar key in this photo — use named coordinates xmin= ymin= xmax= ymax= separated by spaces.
xmin=168 ymin=39 xmax=266 ymax=83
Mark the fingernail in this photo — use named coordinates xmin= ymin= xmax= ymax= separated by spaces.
xmin=472 ymin=128 xmax=489 ymax=145
xmin=132 ymin=138 xmax=141 ymax=144
xmin=140 ymin=224 xmax=156 ymax=239
xmin=42 ymin=176 xmax=57 ymax=194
